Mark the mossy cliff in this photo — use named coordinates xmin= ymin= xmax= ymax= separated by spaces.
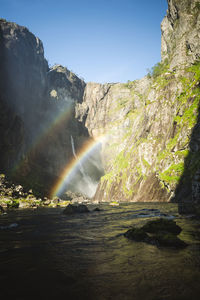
xmin=78 ymin=62 xmax=200 ymax=206
xmin=76 ymin=0 xmax=200 ymax=213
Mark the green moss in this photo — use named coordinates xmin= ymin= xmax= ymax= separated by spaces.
xmin=195 ymin=1 xmax=200 ymax=10
xmin=4 ymin=199 xmax=12 ymax=206
xmin=116 ymin=97 xmax=130 ymax=109
xmin=141 ymin=157 xmax=151 ymax=168
xmin=145 ymin=99 xmax=152 ymax=106
xmin=188 ymin=61 xmax=200 ymax=82
xmin=159 ymin=180 xmax=168 ymax=191
xmin=102 ymin=61 xmax=200 ymax=200
xmin=110 ymin=201 xmax=119 ymax=206
xmin=7 ymin=199 xmax=19 ymax=209
xmin=114 ymin=151 xmax=129 ymax=169
xmin=175 ymin=88 xmax=199 ymax=132
xmin=157 ymin=65 xmax=200 ymax=188
xmin=147 ymin=59 xmax=169 ymax=79
xmin=166 ymin=129 xmax=181 ymax=151
xmin=124 ymin=80 xmax=136 ymax=89
xmin=193 ymin=2 xmax=200 ymax=20
xmin=100 ymin=171 xmax=115 ymax=189
xmin=124 ymin=188 xmax=134 ymax=197
xmin=175 ymin=149 xmax=189 ymax=158
xmin=101 ymin=148 xmax=134 ymax=197
xmin=155 ymin=76 xmax=171 ymax=90
xmin=159 ymin=162 xmax=185 ymax=184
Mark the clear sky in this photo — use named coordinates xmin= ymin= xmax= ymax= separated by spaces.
xmin=1 ymin=0 xmax=168 ymax=83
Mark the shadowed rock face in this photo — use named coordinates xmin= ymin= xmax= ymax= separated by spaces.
xmin=0 ymin=19 xmax=103 ymax=197
xmin=0 ymin=19 xmax=49 ymax=175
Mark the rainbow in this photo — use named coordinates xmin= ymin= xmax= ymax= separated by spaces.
xmin=50 ymin=135 xmax=106 ymax=198
xmin=12 ymin=104 xmax=73 ymax=174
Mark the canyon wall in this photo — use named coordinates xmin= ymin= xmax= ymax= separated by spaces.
xmin=0 ymin=0 xmax=200 ymax=213
xmin=0 ymin=19 xmax=103 ymax=197
xmin=161 ymin=0 xmax=200 ymax=68
xmin=76 ymin=0 xmax=200 ymax=213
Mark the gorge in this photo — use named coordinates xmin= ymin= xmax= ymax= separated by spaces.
xmin=1 ymin=0 xmax=200 ymax=214
xmin=1 ymin=1 xmax=200 ymax=299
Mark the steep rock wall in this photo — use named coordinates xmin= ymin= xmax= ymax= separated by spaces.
xmin=161 ymin=0 xmax=200 ymax=68
xmin=0 ymin=19 xmax=103 ymax=197
xmin=1 ymin=0 xmax=200 ymax=210
xmin=76 ymin=1 xmax=200 ymax=212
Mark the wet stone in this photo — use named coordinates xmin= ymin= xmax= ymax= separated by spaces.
xmin=154 ymin=233 xmax=187 ymax=248
xmin=141 ymin=218 xmax=182 ymax=235
xmin=124 ymin=227 xmax=149 ymax=242
xmin=63 ymin=204 xmax=89 ymax=214
xmin=93 ymin=207 xmax=101 ymax=212
xmin=124 ymin=218 xmax=187 ymax=249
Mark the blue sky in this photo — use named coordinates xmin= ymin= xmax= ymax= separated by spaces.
xmin=1 ymin=0 xmax=168 ymax=83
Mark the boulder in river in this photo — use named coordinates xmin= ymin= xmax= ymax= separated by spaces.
xmin=124 ymin=218 xmax=187 ymax=249
xmin=154 ymin=233 xmax=187 ymax=248
xmin=0 ymin=205 xmax=5 ymax=214
xmin=142 ymin=218 xmax=182 ymax=235
xmin=93 ymin=207 xmax=101 ymax=212
xmin=63 ymin=204 xmax=89 ymax=214
xmin=124 ymin=227 xmax=149 ymax=242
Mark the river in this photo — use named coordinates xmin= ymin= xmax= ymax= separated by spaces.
xmin=0 ymin=202 xmax=200 ymax=299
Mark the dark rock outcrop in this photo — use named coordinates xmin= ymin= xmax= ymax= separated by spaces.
xmin=63 ymin=204 xmax=89 ymax=214
xmin=142 ymin=218 xmax=182 ymax=235
xmin=154 ymin=232 xmax=187 ymax=248
xmin=124 ymin=218 xmax=187 ymax=248
xmin=124 ymin=227 xmax=149 ymax=241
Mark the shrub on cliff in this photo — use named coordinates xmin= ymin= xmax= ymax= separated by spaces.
xmin=147 ymin=59 xmax=169 ymax=79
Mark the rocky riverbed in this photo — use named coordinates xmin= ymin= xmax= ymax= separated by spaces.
xmin=0 ymin=173 xmax=75 ymax=211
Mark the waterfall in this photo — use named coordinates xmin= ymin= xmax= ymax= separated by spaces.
xmin=71 ymin=135 xmax=86 ymax=176
xmin=70 ymin=135 xmax=98 ymax=198
xmin=71 ymin=135 xmax=78 ymax=159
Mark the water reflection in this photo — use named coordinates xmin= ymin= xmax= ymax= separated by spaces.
xmin=0 ymin=203 xmax=200 ymax=299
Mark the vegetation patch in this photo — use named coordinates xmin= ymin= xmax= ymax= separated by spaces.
xmin=141 ymin=157 xmax=151 ymax=168
xmin=147 ymin=59 xmax=169 ymax=79
xmin=124 ymin=80 xmax=136 ymax=89
xmin=101 ymin=60 xmax=200 ymax=201
xmin=159 ymin=162 xmax=184 ymax=185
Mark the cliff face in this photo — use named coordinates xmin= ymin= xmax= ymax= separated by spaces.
xmin=77 ymin=71 xmax=183 ymax=202
xmin=0 ymin=19 xmax=48 ymax=172
xmin=0 ymin=0 xmax=200 ymax=212
xmin=161 ymin=0 xmax=200 ymax=68
xmin=76 ymin=0 xmax=200 ymax=213
xmin=0 ymin=19 xmax=102 ymax=197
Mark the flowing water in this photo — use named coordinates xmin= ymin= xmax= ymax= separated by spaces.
xmin=69 ymin=135 xmax=98 ymax=198
xmin=0 ymin=203 xmax=200 ymax=300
